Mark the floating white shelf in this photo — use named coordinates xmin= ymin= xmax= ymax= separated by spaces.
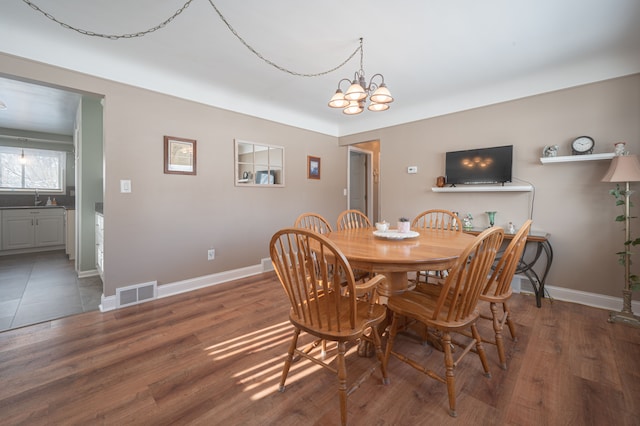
xmin=539 ymin=152 xmax=615 ymax=164
xmin=431 ymin=184 xmax=533 ymax=193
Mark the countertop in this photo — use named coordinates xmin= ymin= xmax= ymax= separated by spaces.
xmin=0 ymin=205 xmax=72 ymax=210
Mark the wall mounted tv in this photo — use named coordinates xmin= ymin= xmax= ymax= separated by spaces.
xmin=445 ymin=145 xmax=513 ymax=185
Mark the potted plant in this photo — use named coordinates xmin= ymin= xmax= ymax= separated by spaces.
xmin=610 ymin=184 xmax=640 ymax=291
xmin=397 ymin=217 xmax=410 ymax=233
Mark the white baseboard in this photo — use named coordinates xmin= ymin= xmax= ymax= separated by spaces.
xmin=78 ymin=269 xmax=99 ymax=279
xmin=513 ymin=275 xmax=640 ymax=312
xmin=99 ymin=259 xmax=271 ymax=312
xmin=543 ymin=284 xmax=640 ymax=312
xmin=100 ymin=262 xmax=639 ymax=314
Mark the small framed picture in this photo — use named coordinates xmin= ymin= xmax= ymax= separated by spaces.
xmin=307 ymin=156 xmax=320 ymax=180
xmin=164 ymin=136 xmax=196 ymax=175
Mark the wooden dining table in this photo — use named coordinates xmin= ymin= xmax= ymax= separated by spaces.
xmin=326 ymin=228 xmax=476 ymax=297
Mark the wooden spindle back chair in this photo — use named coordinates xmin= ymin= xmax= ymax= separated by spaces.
xmin=383 ymin=226 xmax=504 ymax=418
xmin=336 ymin=209 xmax=372 ymax=230
xmin=294 ymin=212 xmax=333 ymax=235
xmin=479 ymin=219 xmax=532 ymax=369
xmin=270 ymin=227 xmax=387 ymax=426
xmin=412 ymin=209 xmax=463 ymax=284
xmin=411 ymin=209 xmax=463 ymax=232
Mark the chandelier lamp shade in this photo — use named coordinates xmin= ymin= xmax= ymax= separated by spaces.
xmin=328 ymin=38 xmax=393 ymax=115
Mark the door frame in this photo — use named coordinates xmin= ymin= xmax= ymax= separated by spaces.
xmin=347 ymin=146 xmax=374 ymax=223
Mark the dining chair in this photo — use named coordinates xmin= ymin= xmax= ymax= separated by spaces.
xmin=335 ymin=209 xmax=373 ymax=283
xmin=270 ymin=227 xmax=388 ymax=426
xmin=293 ymin=212 xmax=334 ymax=358
xmin=478 ymin=219 xmax=532 ymax=369
xmin=411 ymin=209 xmax=463 ymax=284
xmin=382 ymin=226 xmax=504 ymax=418
xmin=336 ymin=209 xmax=372 ymax=230
xmin=294 ymin=212 xmax=333 ymax=234
xmin=411 ymin=209 xmax=462 ymax=232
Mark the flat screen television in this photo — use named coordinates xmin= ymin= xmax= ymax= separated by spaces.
xmin=445 ymin=145 xmax=513 ymax=185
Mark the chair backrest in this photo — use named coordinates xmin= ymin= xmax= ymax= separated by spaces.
xmin=432 ymin=226 xmax=504 ymax=323
xmin=412 ymin=209 xmax=462 ymax=232
xmin=336 ymin=209 xmax=372 ymax=230
xmin=294 ymin=212 xmax=333 ymax=235
xmin=482 ymin=220 xmax=532 ymax=298
xmin=270 ymin=227 xmax=359 ymax=334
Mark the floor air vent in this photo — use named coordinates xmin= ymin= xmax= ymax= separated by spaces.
xmin=116 ymin=281 xmax=157 ymax=308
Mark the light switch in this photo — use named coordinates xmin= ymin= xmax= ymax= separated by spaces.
xmin=407 ymin=166 xmax=418 ymax=174
xmin=120 ymin=179 xmax=132 ymax=193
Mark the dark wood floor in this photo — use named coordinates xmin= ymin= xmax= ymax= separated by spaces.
xmin=1 ymin=272 xmax=638 ymax=425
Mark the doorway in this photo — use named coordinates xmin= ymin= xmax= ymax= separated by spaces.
xmin=0 ymin=76 xmax=104 ymax=331
xmin=348 ymin=146 xmax=374 ymax=223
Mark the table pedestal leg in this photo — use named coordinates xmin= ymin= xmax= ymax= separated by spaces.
xmin=377 ymin=271 xmax=411 ymax=298
xmin=358 ymin=271 xmax=410 ymax=357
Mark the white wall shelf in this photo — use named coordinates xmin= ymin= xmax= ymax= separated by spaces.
xmin=431 ymin=184 xmax=533 ymax=193
xmin=539 ymin=152 xmax=614 ymax=164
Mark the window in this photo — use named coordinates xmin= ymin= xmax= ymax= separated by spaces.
xmin=0 ymin=146 xmax=66 ymax=192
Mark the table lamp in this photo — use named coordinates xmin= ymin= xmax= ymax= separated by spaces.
xmin=602 ymin=154 xmax=640 ymax=327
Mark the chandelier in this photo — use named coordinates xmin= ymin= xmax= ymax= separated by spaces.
xmin=328 ymin=38 xmax=393 ymax=115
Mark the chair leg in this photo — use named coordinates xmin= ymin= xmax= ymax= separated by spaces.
xmin=371 ymin=325 xmax=389 ymax=384
xmin=337 ymin=341 xmax=348 ymax=426
xmin=470 ymin=324 xmax=491 ymax=378
xmin=279 ymin=328 xmax=300 ymax=392
xmin=503 ymin=302 xmax=517 ymax=341
xmin=441 ymin=332 xmax=457 ymax=418
xmin=382 ymin=313 xmax=400 ymax=383
xmin=490 ymin=302 xmax=507 ymax=370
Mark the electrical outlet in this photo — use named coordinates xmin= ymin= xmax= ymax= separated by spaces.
xmin=207 ymin=249 xmax=215 ymax=260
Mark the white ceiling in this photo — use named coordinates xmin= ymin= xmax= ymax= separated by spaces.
xmin=1 ymin=0 xmax=639 ymax=137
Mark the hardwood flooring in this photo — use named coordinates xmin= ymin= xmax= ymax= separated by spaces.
xmin=0 ymin=272 xmax=638 ymax=425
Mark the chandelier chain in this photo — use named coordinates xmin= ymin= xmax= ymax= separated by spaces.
xmin=20 ymin=0 xmax=361 ymax=76
xmin=21 ymin=0 xmax=195 ymax=40
xmin=206 ymin=0 xmax=361 ymax=77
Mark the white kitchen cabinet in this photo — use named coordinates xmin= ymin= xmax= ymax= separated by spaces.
xmin=96 ymin=212 xmax=104 ymax=280
xmin=2 ymin=208 xmax=65 ymax=250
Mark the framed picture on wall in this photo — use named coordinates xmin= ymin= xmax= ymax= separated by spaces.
xmin=164 ymin=136 xmax=196 ymax=175
xmin=307 ymin=156 xmax=320 ymax=180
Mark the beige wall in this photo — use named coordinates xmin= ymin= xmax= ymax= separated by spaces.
xmin=0 ymin=53 xmax=347 ymax=297
xmin=341 ymin=74 xmax=640 ymax=299
xmin=3 ymin=51 xmax=640 ymax=303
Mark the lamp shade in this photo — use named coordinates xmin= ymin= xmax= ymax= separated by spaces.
xmin=368 ymin=102 xmax=389 ymax=112
xmin=344 ymin=82 xmax=366 ymax=101
xmin=343 ymin=101 xmax=364 ymax=115
xmin=602 ymin=155 xmax=640 ymax=183
xmin=370 ymin=84 xmax=393 ymax=104
xmin=328 ymin=90 xmax=349 ymax=108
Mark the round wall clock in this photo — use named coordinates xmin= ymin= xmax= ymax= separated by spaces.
xmin=571 ymin=136 xmax=595 ymax=155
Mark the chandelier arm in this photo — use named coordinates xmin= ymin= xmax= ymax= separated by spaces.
xmin=207 ymin=1 xmax=361 ymax=77
xmin=336 ymin=78 xmax=353 ymax=90
xmin=21 ymin=0 xmax=195 ymax=40
xmin=367 ymin=73 xmax=385 ymax=92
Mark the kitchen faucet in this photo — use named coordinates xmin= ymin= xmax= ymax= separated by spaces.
xmin=34 ymin=189 xmax=40 ymax=206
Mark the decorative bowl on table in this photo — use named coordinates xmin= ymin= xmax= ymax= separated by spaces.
xmin=375 ymin=221 xmax=389 ymax=232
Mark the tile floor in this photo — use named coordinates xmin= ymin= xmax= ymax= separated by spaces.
xmin=0 ymin=250 xmax=102 ymax=331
